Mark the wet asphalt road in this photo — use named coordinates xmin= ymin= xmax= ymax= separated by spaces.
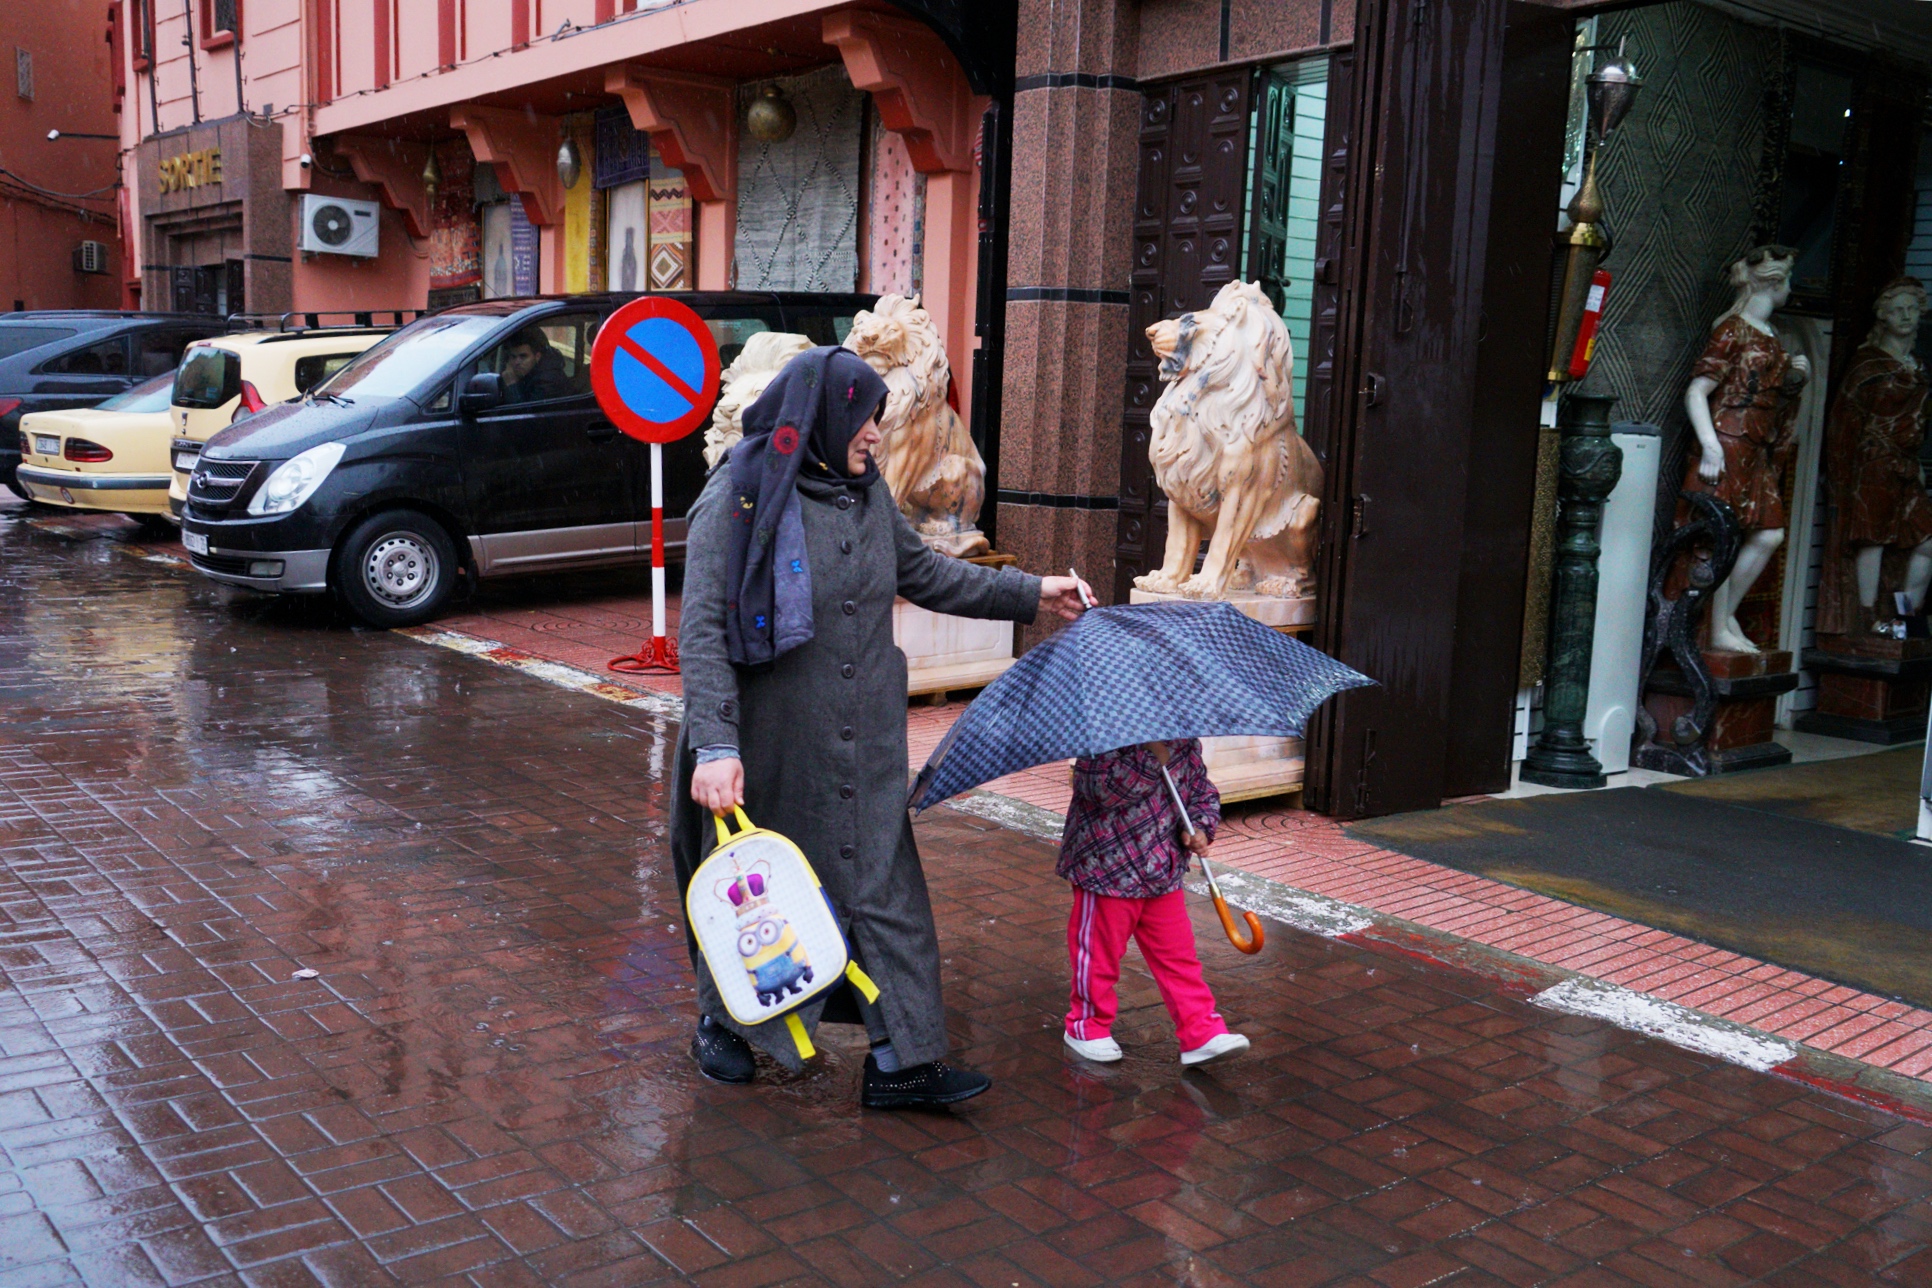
xmin=2 ymin=497 xmax=1931 ymax=1287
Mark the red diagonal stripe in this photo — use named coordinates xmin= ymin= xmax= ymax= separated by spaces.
xmin=614 ymin=331 xmax=702 ymax=407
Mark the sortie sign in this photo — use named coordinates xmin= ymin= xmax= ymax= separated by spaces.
xmin=158 ymin=148 xmax=223 ymax=194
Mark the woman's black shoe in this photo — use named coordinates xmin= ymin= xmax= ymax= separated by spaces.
xmin=860 ymin=1055 xmax=990 ymax=1108
xmin=691 ymin=1016 xmax=755 ymax=1084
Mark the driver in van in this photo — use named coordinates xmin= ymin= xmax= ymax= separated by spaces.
xmin=500 ymin=328 xmax=570 ymax=403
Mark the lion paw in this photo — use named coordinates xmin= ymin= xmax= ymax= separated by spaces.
xmin=1177 ymin=575 xmax=1225 ymax=599
xmin=1133 ymin=572 xmax=1182 ymax=594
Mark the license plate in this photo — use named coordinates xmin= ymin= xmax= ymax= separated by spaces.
xmin=34 ymin=435 xmax=57 ymax=456
xmin=182 ymin=531 xmax=209 ymax=555
xmin=173 ymin=451 xmax=199 ymax=472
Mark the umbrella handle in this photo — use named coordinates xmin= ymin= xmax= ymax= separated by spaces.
xmin=1210 ymin=891 xmax=1265 ymax=954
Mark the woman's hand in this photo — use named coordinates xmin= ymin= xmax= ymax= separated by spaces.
xmin=1699 ymin=448 xmax=1725 ymax=484
xmin=691 ymin=758 xmax=745 ymax=814
xmin=1039 ymin=575 xmax=1094 ymax=621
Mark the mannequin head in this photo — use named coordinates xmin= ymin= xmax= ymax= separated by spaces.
xmin=1866 ymin=277 xmax=1927 ymax=351
xmin=1716 ymin=244 xmax=1798 ymax=327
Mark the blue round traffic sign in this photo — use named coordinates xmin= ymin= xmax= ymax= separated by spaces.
xmin=590 ymin=296 xmax=721 ymax=444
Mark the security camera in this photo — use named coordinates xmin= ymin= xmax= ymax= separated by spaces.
xmin=46 ymin=129 xmax=59 ymax=141
xmin=298 ymin=152 xmax=312 ymax=168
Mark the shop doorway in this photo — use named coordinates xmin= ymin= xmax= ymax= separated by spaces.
xmin=1113 ymin=54 xmax=1350 ymax=604
xmin=169 ymin=261 xmax=243 ymax=318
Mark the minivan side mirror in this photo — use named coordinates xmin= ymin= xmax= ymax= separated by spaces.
xmin=458 ymin=371 xmax=503 ymax=417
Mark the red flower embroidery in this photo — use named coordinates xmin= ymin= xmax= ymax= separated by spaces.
xmin=772 ymin=425 xmax=799 ymax=455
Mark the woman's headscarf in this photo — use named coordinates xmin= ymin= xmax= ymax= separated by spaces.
xmin=722 ymin=346 xmax=888 ymax=667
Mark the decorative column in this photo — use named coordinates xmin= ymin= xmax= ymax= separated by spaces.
xmin=1521 ymin=392 xmax=1623 ymax=788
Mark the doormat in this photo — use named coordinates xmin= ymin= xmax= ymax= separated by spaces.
xmin=1658 ymin=744 xmax=1923 ymax=840
xmin=1346 ymin=787 xmax=1932 ymax=1010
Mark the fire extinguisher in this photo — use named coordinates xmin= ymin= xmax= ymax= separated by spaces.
xmin=1567 ymin=269 xmax=1612 ymax=380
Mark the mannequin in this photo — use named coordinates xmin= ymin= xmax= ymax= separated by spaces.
xmin=1828 ymin=278 xmax=1932 ymax=635
xmin=1681 ymin=246 xmax=1809 ymax=653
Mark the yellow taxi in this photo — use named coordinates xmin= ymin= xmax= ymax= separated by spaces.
xmin=13 ymin=373 xmax=179 ymax=518
xmin=167 ymin=326 xmax=394 ymax=514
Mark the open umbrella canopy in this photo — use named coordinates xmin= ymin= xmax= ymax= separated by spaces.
xmin=910 ymin=601 xmax=1374 ymax=810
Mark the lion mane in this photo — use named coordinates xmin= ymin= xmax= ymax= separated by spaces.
xmin=702 ymin=331 xmax=815 ymax=469
xmin=844 ymin=294 xmax=989 ymax=558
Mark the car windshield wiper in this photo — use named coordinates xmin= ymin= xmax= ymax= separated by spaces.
xmin=311 ymin=391 xmax=355 ymax=406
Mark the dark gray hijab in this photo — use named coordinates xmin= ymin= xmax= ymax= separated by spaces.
xmin=722 ymin=346 xmax=888 ymax=667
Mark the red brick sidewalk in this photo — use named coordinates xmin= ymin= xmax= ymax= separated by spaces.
xmin=4 ymin=509 xmax=1930 ymax=1285
xmin=412 ymin=577 xmax=1932 ymax=1107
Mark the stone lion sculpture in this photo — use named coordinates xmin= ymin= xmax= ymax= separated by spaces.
xmin=1133 ymin=280 xmax=1323 ymax=600
xmin=702 ymin=331 xmax=814 ymax=469
xmin=843 ymin=294 xmax=990 ymax=558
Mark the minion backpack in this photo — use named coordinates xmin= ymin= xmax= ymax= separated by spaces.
xmin=686 ymin=808 xmax=878 ymax=1059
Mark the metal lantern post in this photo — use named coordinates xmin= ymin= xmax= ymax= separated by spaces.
xmin=1522 ymin=393 xmax=1623 ymax=788
xmin=1546 ymin=44 xmax=1642 ymax=386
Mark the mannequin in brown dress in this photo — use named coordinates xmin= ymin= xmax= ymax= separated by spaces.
xmin=1829 ymin=278 xmax=1932 ymax=634
xmin=1682 ymin=246 xmax=1809 ymax=653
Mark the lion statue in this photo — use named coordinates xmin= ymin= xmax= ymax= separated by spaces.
xmin=843 ymin=294 xmax=990 ymax=558
xmin=1133 ymin=280 xmax=1323 ymax=600
xmin=702 ymin=331 xmax=814 ymax=469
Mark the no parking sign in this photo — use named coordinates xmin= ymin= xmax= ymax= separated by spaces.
xmin=590 ymin=296 xmax=722 ymax=443
xmin=590 ymin=297 xmax=722 ymax=673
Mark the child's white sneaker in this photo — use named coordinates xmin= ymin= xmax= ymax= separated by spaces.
xmin=1063 ymin=1032 xmax=1123 ymax=1063
xmin=1180 ymin=1032 xmax=1249 ymax=1066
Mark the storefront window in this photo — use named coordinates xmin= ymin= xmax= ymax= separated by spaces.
xmin=1777 ymin=60 xmax=1856 ymax=309
xmin=1241 ymin=57 xmax=1328 ymax=416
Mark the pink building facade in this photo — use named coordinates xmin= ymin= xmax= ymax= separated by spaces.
xmin=118 ymin=0 xmax=992 ymax=423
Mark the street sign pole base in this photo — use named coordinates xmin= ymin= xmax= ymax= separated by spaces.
xmin=610 ymin=636 xmax=680 ymax=675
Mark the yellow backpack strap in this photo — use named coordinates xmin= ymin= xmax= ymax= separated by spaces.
xmin=711 ymin=805 xmax=755 ymax=848
xmin=843 ymin=962 xmax=880 ymax=1004
xmin=783 ymin=1011 xmax=815 ymax=1060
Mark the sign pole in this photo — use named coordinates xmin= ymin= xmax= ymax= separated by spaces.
xmin=592 ymin=295 xmax=718 ymax=678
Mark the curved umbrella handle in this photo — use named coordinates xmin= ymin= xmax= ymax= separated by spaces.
xmin=1211 ymin=892 xmax=1265 ymax=954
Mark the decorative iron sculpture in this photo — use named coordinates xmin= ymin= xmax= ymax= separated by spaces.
xmin=1633 ymin=491 xmax=1743 ymax=776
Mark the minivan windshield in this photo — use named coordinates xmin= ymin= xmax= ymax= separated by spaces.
xmin=96 ymin=372 xmax=176 ymax=414
xmin=312 ymin=314 xmax=505 ymax=401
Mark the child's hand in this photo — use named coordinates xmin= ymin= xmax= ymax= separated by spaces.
xmin=1183 ymin=828 xmax=1210 ymax=857
xmin=1146 ymin=740 xmax=1171 ymax=765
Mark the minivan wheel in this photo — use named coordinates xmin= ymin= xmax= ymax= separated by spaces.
xmin=334 ymin=510 xmax=458 ymax=628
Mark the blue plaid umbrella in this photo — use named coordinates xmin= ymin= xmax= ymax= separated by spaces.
xmin=910 ymin=601 xmax=1375 ymax=810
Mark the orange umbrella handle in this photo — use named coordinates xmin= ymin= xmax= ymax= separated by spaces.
xmin=1211 ymin=892 xmax=1265 ymax=954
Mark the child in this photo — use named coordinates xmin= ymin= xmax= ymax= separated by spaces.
xmin=1058 ymin=739 xmax=1250 ymax=1066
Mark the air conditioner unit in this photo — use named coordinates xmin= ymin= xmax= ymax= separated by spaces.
xmin=299 ymin=194 xmax=380 ymax=258
xmin=72 ymin=240 xmax=109 ymax=274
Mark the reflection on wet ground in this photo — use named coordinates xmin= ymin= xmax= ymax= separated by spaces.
xmin=2 ymin=498 xmax=1930 ymax=1285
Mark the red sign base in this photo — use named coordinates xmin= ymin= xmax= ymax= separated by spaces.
xmin=610 ymin=635 xmax=680 ymax=675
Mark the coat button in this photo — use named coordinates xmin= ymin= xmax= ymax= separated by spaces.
xmin=840 ymin=726 xmax=854 ymax=740
xmin=840 ymin=539 xmax=852 ymax=554
xmin=718 ymin=700 xmax=734 ymax=718
xmin=837 ymin=495 xmax=853 ymax=511
xmin=841 ymin=663 xmax=855 ymax=679
xmin=839 ymin=844 xmax=855 ymax=859
xmin=839 ymin=783 xmax=855 ymax=799
xmin=842 ymin=600 xmax=856 ymax=615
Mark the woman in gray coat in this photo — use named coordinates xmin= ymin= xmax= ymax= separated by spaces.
xmin=673 ymin=347 xmax=1088 ymax=1108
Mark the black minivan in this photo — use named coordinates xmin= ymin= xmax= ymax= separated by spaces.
xmin=178 ymin=293 xmax=873 ymax=626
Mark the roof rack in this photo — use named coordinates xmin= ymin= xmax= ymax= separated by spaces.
xmin=225 ymin=309 xmax=427 ymax=334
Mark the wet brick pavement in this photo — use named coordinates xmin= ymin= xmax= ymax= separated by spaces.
xmin=2 ymin=502 xmax=1932 ymax=1286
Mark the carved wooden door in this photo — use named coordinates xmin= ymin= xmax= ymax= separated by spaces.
xmin=1246 ymin=70 xmax=1295 ymax=315
xmin=1114 ymin=74 xmax=1252 ymax=602
xmin=1300 ymin=52 xmax=1353 ymax=474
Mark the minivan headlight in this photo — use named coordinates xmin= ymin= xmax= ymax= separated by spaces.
xmin=247 ymin=441 xmax=347 ymax=516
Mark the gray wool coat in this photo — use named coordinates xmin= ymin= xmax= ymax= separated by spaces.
xmin=671 ymin=466 xmax=1041 ymax=1069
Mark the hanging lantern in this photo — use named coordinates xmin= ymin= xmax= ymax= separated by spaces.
xmin=421 ymin=145 xmax=441 ymax=210
xmin=746 ymin=84 xmax=796 ymax=144
xmin=557 ymin=135 xmax=583 ymax=190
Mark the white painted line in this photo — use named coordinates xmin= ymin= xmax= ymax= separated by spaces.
xmin=1530 ymin=976 xmax=1798 ymax=1072
xmin=394 ymin=626 xmax=685 ymax=723
xmin=1188 ymin=870 xmax=1374 ymax=939
xmin=941 ymin=790 xmax=1066 ymax=843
